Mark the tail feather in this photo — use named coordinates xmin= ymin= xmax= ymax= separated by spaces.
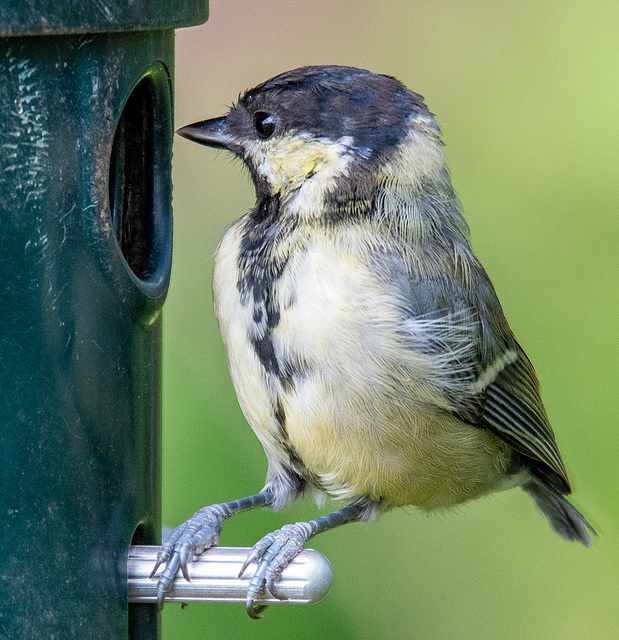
xmin=523 ymin=481 xmax=595 ymax=547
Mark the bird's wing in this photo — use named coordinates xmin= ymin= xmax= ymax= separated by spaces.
xmin=475 ymin=341 xmax=570 ymax=493
xmin=400 ymin=249 xmax=570 ymax=494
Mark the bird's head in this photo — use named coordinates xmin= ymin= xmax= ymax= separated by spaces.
xmin=178 ymin=65 xmax=460 ymax=234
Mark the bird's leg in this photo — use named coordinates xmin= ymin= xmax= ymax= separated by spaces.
xmin=239 ymin=503 xmax=365 ymax=619
xmin=151 ymin=489 xmax=274 ymax=610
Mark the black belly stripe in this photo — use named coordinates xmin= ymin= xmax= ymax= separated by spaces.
xmin=252 ymin=334 xmax=280 ymax=378
xmin=237 ymin=195 xmax=284 ymax=374
xmin=236 ymin=194 xmax=299 ymax=388
xmin=236 ymin=196 xmax=321 ymax=488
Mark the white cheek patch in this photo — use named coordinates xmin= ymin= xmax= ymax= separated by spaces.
xmin=244 ymin=134 xmax=360 ymax=216
xmin=286 ymin=135 xmax=359 ymax=217
xmin=257 ymin=155 xmax=277 ymax=185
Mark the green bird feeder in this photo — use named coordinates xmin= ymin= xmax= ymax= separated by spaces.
xmin=0 ymin=2 xmax=207 ymax=638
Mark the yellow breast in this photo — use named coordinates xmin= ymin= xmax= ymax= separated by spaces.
xmin=214 ymin=222 xmax=515 ymax=511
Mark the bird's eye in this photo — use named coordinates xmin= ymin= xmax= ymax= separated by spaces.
xmin=253 ymin=111 xmax=276 ymax=139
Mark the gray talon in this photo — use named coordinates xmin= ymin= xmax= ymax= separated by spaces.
xmin=246 ymin=601 xmax=267 ymax=619
xmin=150 ymin=505 xmax=227 ymax=609
xmin=150 ymin=491 xmax=275 ymax=610
xmin=243 ymin=522 xmax=313 ymax=617
xmin=266 ymin=577 xmax=288 ymax=601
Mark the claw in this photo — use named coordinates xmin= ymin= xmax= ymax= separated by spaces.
xmin=150 ymin=504 xmax=228 ymax=609
xmin=149 ymin=538 xmax=176 ymax=578
xmin=238 ymin=546 xmax=262 ymax=579
xmin=241 ymin=523 xmax=313 ymax=618
xmin=266 ymin=577 xmax=288 ymax=601
xmin=156 ymin=587 xmax=166 ymax=612
xmin=239 ymin=531 xmax=276 ymax=577
xmin=148 ymin=491 xmax=286 ymax=614
xmin=149 ymin=555 xmax=163 ymax=579
xmin=246 ymin=601 xmax=268 ymax=620
xmin=179 ymin=546 xmax=192 ymax=582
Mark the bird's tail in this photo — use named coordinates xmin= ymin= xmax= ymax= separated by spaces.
xmin=523 ymin=480 xmax=595 ymax=547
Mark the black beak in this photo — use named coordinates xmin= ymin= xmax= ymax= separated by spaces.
xmin=176 ymin=116 xmax=241 ymax=152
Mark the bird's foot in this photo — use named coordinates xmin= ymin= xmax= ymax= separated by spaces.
xmin=239 ymin=522 xmax=314 ymax=619
xmin=150 ymin=504 xmax=228 ymax=610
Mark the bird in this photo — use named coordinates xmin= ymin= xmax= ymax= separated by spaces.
xmin=152 ymin=65 xmax=594 ymax=618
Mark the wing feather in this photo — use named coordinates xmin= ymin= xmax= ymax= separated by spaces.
xmin=479 ymin=342 xmax=570 ymax=492
xmin=388 ymin=238 xmax=571 ymax=494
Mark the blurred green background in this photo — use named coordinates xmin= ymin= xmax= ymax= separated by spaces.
xmin=163 ymin=1 xmax=619 ymax=638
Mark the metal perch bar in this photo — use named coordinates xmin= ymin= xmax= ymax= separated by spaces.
xmin=128 ymin=545 xmax=333 ymax=605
